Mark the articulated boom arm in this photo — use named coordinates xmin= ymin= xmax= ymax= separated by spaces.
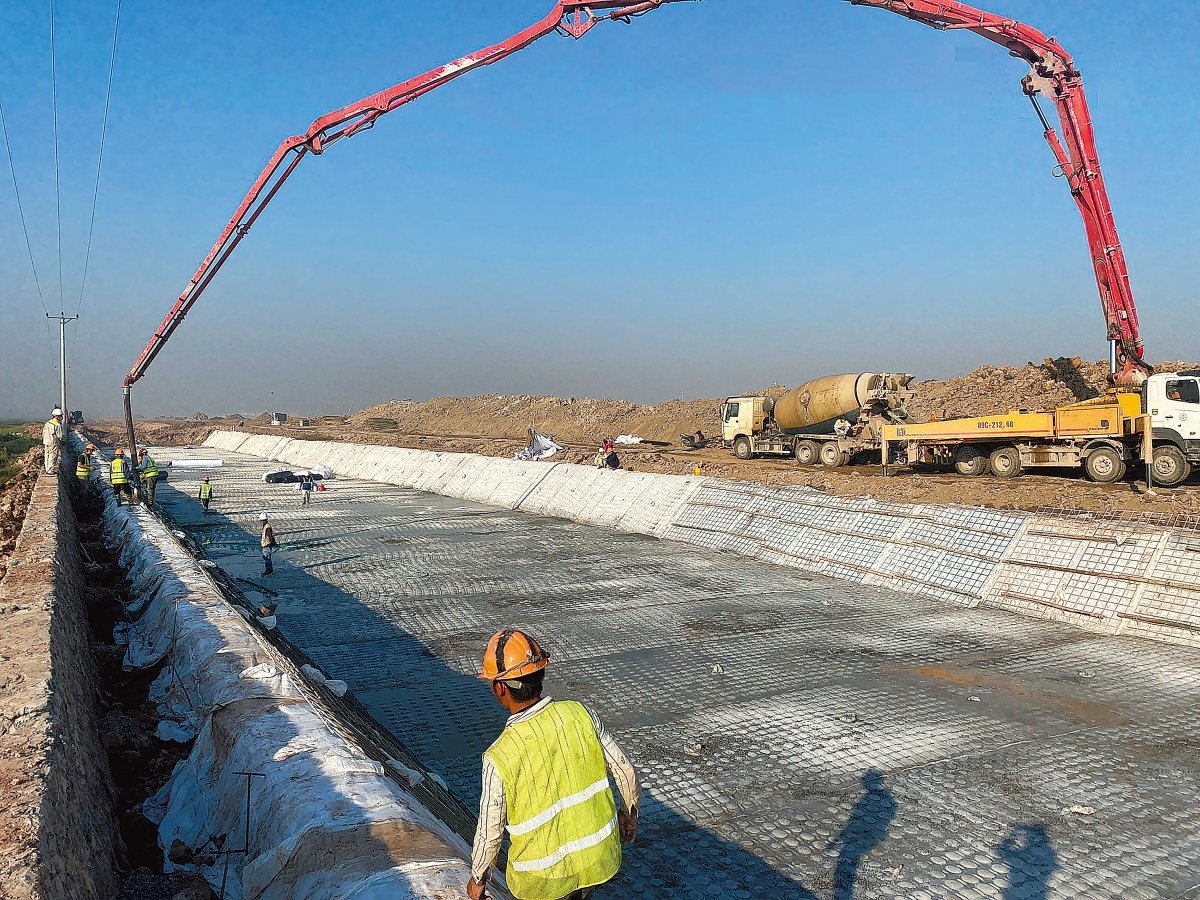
xmin=123 ymin=0 xmax=690 ymax=387
xmin=128 ymin=0 xmax=1149 ymax=389
xmin=847 ymin=0 xmax=1149 ymax=384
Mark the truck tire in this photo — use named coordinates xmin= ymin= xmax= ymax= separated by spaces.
xmin=989 ymin=446 xmax=1023 ymax=478
xmin=794 ymin=440 xmax=820 ymax=466
xmin=952 ymin=445 xmax=988 ymax=477
xmin=1152 ymin=445 xmax=1191 ymax=487
xmin=733 ymin=436 xmax=753 ymax=460
xmin=1084 ymin=446 xmax=1126 ymax=483
xmin=820 ymin=442 xmax=846 ymax=468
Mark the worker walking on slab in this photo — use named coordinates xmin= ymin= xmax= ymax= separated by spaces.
xmin=198 ymin=476 xmax=213 ymax=514
xmin=259 ymin=513 xmax=278 ymax=575
xmin=300 ymin=472 xmax=315 ymax=505
xmin=76 ymin=443 xmax=97 ymax=481
xmin=110 ymin=449 xmax=134 ymax=505
xmin=42 ymin=408 xmax=64 ymax=475
xmin=468 ymin=629 xmax=639 ymax=900
xmin=138 ymin=449 xmax=160 ymax=506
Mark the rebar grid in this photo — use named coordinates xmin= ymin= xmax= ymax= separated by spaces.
xmin=146 ymin=447 xmax=1200 ymax=898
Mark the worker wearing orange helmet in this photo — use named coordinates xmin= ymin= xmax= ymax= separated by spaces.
xmin=110 ymin=448 xmax=134 ymax=506
xmin=76 ymin=443 xmax=97 ymax=481
xmin=467 ymin=629 xmax=640 ymax=900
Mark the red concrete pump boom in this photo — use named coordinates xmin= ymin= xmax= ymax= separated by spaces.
xmin=123 ymin=0 xmax=695 ymax=388
xmin=846 ymin=0 xmax=1149 ymax=383
xmin=125 ymin=0 xmax=1151 ymax=389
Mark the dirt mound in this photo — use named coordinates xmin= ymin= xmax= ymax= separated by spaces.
xmin=345 ymin=359 xmax=1200 ymax=446
xmin=349 ymin=393 xmax=729 ymax=446
xmin=909 ymin=357 xmax=1200 ymax=421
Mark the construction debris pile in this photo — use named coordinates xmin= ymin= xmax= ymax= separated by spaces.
xmin=909 ymin=357 xmax=1200 ymax=421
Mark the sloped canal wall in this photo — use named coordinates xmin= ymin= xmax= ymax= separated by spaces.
xmin=80 ymin=436 xmax=476 ymax=899
xmin=206 ymin=430 xmax=1200 ymax=648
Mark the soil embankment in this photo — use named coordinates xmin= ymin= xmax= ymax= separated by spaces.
xmin=0 ymin=465 xmax=212 ymax=899
xmin=86 ymin=356 xmax=1200 ymax=518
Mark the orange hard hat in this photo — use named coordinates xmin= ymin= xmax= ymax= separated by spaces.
xmin=479 ymin=629 xmax=549 ymax=682
xmin=114 ymin=448 xmax=124 ymax=456
xmin=85 ymin=443 xmax=95 ymax=451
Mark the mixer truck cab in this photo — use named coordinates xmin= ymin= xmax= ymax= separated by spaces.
xmin=721 ymin=397 xmax=771 ymax=460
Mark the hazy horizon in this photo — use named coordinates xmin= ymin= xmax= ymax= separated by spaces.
xmin=3 ymin=1 xmax=1197 ymax=422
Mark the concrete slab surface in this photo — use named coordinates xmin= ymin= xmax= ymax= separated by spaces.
xmin=149 ymin=447 xmax=1200 ymax=899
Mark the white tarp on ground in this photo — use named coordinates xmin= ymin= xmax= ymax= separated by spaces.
xmin=78 ymin=436 xmax=473 ymax=899
xmin=166 ymin=458 xmax=225 ymax=468
xmin=514 ymin=428 xmax=561 ymax=461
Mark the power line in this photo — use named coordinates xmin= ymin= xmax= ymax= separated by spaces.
xmin=0 ymin=93 xmax=49 ymax=314
xmin=76 ymin=0 xmax=122 ymax=315
xmin=49 ymin=0 xmax=63 ymax=313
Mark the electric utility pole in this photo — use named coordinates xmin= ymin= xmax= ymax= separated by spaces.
xmin=47 ymin=312 xmax=79 ymax=429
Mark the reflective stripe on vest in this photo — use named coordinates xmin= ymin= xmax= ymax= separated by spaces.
xmin=199 ymin=483 xmax=212 ymax=499
xmin=76 ymin=453 xmax=91 ymax=478
xmin=140 ymin=456 xmax=159 ymax=478
xmin=485 ymin=700 xmax=621 ymax=900
xmin=111 ymin=457 xmax=128 ymax=484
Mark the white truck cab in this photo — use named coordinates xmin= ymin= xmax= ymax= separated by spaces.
xmin=1147 ymin=372 xmax=1200 ymax=459
xmin=720 ymin=397 xmax=767 ymax=448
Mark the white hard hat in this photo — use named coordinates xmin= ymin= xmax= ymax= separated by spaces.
xmin=259 ymin=513 xmax=269 ymax=521
xmin=52 ymin=407 xmax=62 ymax=416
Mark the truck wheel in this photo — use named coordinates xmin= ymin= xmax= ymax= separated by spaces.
xmin=794 ymin=440 xmax=820 ymax=466
xmin=733 ymin=436 xmax=753 ymax=461
xmin=989 ymin=446 xmax=1023 ymax=478
xmin=1084 ymin=446 xmax=1126 ymax=483
xmin=952 ymin=445 xmax=988 ymax=477
xmin=1152 ymin=445 xmax=1191 ymax=487
xmin=820 ymin=442 xmax=846 ymax=468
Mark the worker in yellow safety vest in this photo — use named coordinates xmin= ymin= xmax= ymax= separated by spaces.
xmin=110 ymin=448 xmax=134 ymax=506
xmin=198 ymin=476 xmax=213 ymax=514
xmin=138 ymin=449 xmax=160 ymax=506
xmin=76 ymin=443 xmax=96 ymax=480
xmin=468 ymin=629 xmax=640 ymax=900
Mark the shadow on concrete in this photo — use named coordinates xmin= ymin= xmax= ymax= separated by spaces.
xmin=151 ymin=476 xmax=820 ymax=897
xmin=997 ymin=823 xmax=1058 ymax=900
xmin=828 ymin=768 xmax=897 ymax=900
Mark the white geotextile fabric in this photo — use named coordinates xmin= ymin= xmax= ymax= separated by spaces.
xmin=78 ymin=435 xmax=472 ymax=899
xmin=514 ymin=428 xmax=562 ymax=461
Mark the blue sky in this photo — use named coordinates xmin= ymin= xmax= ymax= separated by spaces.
xmin=2 ymin=0 xmax=1198 ymax=418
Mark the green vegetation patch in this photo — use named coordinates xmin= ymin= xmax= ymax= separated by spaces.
xmin=0 ymin=423 xmax=37 ymax=486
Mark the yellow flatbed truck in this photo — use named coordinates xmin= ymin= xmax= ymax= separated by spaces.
xmin=881 ymin=372 xmax=1200 ymax=486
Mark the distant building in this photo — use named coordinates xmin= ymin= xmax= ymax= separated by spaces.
xmin=271 ymin=412 xmax=289 ymax=426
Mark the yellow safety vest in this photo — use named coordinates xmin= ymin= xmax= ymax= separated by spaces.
xmin=485 ymin=701 xmax=621 ymax=900
xmin=111 ymin=457 xmax=128 ymax=485
xmin=140 ymin=455 xmax=159 ymax=478
xmin=76 ymin=452 xmax=91 ymax=479
xmin=199 ymin=482 xmax=212 ymax=500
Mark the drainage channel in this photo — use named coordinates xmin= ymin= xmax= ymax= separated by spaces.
xmin=149 ymin=445 xmax=1200 ymax=898
xmin=75 ymin=484 xmax=216 ymax=899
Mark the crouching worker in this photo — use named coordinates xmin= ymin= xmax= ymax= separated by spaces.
xmin=468 ymin=629 xmax=640 ymax=900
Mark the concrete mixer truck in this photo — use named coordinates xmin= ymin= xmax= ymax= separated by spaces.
xmin=721 ymin=373 xmax=915 ymax=467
